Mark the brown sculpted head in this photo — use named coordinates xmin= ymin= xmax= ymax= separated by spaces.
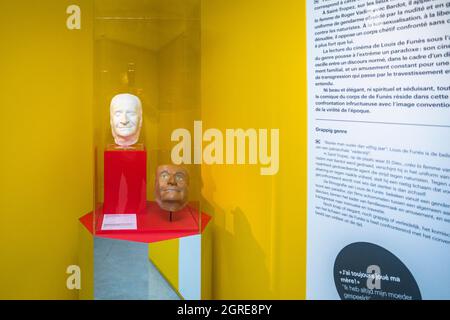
xmin=154 ymin=165 xmax=189 ymax=212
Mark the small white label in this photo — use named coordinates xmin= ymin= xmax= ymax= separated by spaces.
xmin=101 ymin=214 xmax=137 ymax=231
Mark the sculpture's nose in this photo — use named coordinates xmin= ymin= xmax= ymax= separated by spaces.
xmin=167 ymin=175 xmax=176 ymax=186
xmin=120 ymin=112 xmax=129 ymax=125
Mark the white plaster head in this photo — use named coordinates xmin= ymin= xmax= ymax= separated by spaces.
xmin=110 ymin=93 xmax=143 ymax=146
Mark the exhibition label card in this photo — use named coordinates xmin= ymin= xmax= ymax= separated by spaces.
xmin=101 ymin=214 xmax=137 ymax=231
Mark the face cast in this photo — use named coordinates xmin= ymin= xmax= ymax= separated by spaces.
xmin=110 ymin=93 xmax=142 ymax=146
xmin=155 ymin=165 xmax=189 ymax=212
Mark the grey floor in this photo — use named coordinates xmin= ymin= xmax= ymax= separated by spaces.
xmin=94 ymin=237 xmax=181 ymax=300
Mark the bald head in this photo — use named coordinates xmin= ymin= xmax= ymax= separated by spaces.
xmin=154 ymin=164 xmax=190 ymax=212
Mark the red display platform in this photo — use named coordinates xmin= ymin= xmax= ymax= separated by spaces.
xmin=79 ymin=201 xmax=211 ymax=244
xmin=104 ymin=145 xmax=146 ymax=215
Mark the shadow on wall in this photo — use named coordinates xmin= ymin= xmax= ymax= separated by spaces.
xmin=201 ymin=172 xmax=273 ymax=299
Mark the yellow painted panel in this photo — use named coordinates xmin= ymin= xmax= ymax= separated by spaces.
xmin=201 ymin=225 xmax=213 ymax=300
xmin=78 ymin=224 xmax=94 ymax=300
xmin=149 ymin=239 xmax=180 ymax=291
xmin=201 ymin=0 xmax=307 ymax=299
xmin=0 ymin=0 xmax=93 ymax=299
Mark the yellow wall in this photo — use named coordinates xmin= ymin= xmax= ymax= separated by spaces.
xmin=201 ymin=0 xmax=307 ymax=299
xmin=78 ymin=223 xmax=94 ymax=300
xmin=0 ymin=0 xmax=93 ymax=299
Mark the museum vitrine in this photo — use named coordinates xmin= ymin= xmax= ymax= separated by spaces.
xmin=91 ymin=0 xmax=202 ymax=238
xmin=77 ymin=0 xmax=211 ymax=300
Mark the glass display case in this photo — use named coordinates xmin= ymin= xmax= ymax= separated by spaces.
xmin=92 ymin=0 xmax=202 ymax=238
xmin=76 ymin=0 xmax=210 ymax=300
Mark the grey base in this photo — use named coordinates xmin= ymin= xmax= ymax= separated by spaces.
xmin=94 ymin=237 xmax=181 ymax=300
